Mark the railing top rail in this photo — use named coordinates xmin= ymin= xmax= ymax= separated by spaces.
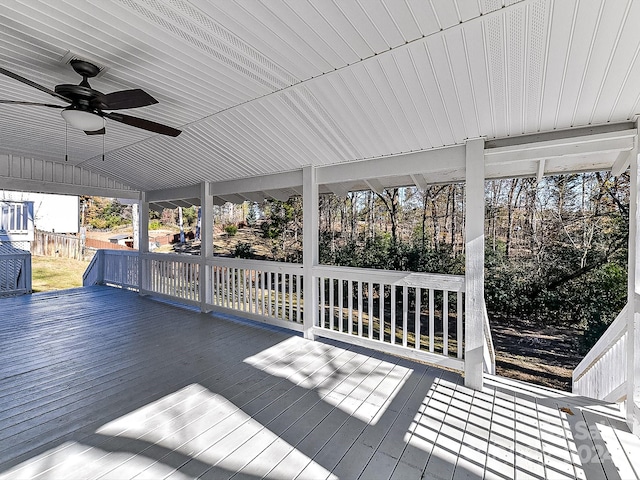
xmin=0 ymin=252 xmax=30 ymax=260
xmin=313 ymin=264 xmax=465 ymax=291
xmin=103 ymin=249 xmax=139 ymax=257
xmin=573 ymin=303 xmax=628 ymax=383
xmin=209 ymin=256 xmax=304 ymax=273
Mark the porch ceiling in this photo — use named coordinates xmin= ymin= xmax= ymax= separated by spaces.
xmin=1 ymin=0 xmax=640 ymax=195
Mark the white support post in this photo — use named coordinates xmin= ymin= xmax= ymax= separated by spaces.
xmin=200 ymin=181 xmax=214 ymax=313
xmin=628 ymin=140 xmax=640 ymax=434
xmin=139 ymin=195 xmax=149 ymax=293
xmin=464 ymin=138 xmax=485 ymax=390
xmin=303 ymin=165 xmax=319 ymax=340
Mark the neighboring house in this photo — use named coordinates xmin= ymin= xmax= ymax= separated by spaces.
xmin=0 ymin=200 xmax=34 ymax=250
xmin=108 ymin=233 xmax=134 ymax=248
xmin=0 ymin=192 xmax=79 ymax=235
xmin=0 ymin=204 xmax=33 ymax=296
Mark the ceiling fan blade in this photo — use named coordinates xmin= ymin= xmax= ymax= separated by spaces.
xmin=85 ymin=127 xmax=105 ymax=135
xmin=104 ymin=112 xmax=181 ymax=137
xmin=102 ymin=89 xmax=158 ymax=110
xmin=0 ymin=100 xmax=65 ymax=108
xmin=0 ymin=67 xmax=71 ymax=103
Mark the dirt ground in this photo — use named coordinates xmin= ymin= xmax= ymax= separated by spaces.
xmin=490 ymin=316 xmax=584 ymax=391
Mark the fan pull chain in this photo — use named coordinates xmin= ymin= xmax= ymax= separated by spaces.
xmin=64 ymin=122 xmax=68 ymax=162
xmin=102 ymin=132 xmax=105 ymax=161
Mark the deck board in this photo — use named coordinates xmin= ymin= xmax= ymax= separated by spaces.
xmin=0 ymin=286 xmax=638 ymax=480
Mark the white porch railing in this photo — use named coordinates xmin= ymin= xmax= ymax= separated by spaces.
xmin=312 ymin=265 xmax=465 ymax=371
xmin=141 ymin=253 xmax=199 ymax=305
xmin=82 ymin=251 xmax=501 ymax=374
xmin=482 ymin=298 xmax=496 ymax=375
xmin=0 ymin=247 xmax=32 ymax=296
xmin=206 ymin=257 xmax=304 ymax=331
xmin=83 ymin=250 xmax=138 ymax=290
xmin=573 ymin=304 xmax=628 ymax=402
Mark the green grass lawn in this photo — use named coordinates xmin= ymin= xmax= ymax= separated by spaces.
xmin=31 ymin=255 xmax=91 ymax=293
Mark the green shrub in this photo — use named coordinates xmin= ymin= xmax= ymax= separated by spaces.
xmin=149 ymin=220 xmax=162 ymax=230
xmin=224 ymin=224 xmax=238 ymax=236
xmin=234 ymin=242 xmax=254 ymax=259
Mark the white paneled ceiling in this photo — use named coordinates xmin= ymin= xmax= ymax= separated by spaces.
xmin=1 ymin=0 xmax=639 ymax=193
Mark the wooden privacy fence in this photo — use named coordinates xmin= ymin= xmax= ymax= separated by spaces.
xmin=32 ymin=231 xmax=134 ymax=261
xmin=32 ymin=231 xmax=84 ymax=259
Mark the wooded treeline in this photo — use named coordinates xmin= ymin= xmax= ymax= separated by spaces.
xmin=228 ymin=172 xmax=628 ymax=351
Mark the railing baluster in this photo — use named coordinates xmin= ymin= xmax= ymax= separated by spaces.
xmin=415 ymin=287 xmax=421 ymax=350
xmin=296 ymin=274 xmax=301 ymax=323
xmin=288 ymin=273 xmax=293 ymax=322
xmin=338 ymin=278 xmax=344 ymax=332
xmin=320 ymin=277 xmax=326 ymax=328
xmin=261 ymin=271 xmax=266 ymax=315
xmin=368 ymin=281 xmax=373 ymax=340
xmin=429 ymin=288 xmax=435 ymax=352
xmin=348 ymin=280 xmax=353 ymax=335
xmin=443 ymin=290 xmax=449 ymax=356
xmin=390 ymin=284 xmax=396 ymax=344
xmin=329 ymin=277 xmax=335 ymax=330
xmin=457 ymin=291 xmax=463 ymax=359
xmin=358 ymin=280 xmax=363 ymax=337
xmin=402 ymin=286 xmax=408 ymax=347
xmin=379 ymin=283 xmax=384 ymax=342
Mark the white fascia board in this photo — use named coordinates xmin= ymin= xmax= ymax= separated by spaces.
xmin=0 ymin=177 xmax=140 ymax=199
xmin=145 ymin=184 xmax=201 ymax=203
xmin=209 ymin=170 xmax=303 ymax=197
xmin=316 ymin=145 xmax=466 ymax=186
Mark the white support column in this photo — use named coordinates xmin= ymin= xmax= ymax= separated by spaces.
xmin=464 ymin=138 xmax=486 ymax=390
xmin=303 ymin=165 xmax=319 ymax=340
xmin=628 ymin=140 xmax=640 ymax=434
xmin=139 ymin=194 xmax=149 ymax=294
xmin=200 ymin=181 xmax=214 ymax=313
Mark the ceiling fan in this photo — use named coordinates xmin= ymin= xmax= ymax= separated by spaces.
xmin=0 ymin=59 xmax=181 ymax=137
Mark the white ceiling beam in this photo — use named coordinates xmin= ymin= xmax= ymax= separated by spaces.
xmin=316 ymin=145 xmax=466 ymax=185
xmin=410 ymin=173 xmax=430 ymax=190
xmin=209 ymin=170 xmax=303 ymax=197
xmin=611 ymin=150 xmax=632 ymax=176
xmin=240 ymin=192 xmax=267 ymax=203
xmin=365 ymin=179 xmax=385 ymax=195
xmin=217 ymin=193 xmax=247 ymax=204
xmin=485 ymin=128 xmax=636 ymax=166
xmin=149 ymin=203 xmax=164 ymax=214
xmin=265 ymin=189 xmax=292 ymax=201
xmin=145 ymin=184 xmax=201 ymax=203
xmin=536 ymin=159 xmax=546 ymax=183
xmin=327 ymin=183 xmax=350 ymax=197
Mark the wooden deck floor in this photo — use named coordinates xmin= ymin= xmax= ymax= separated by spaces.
xmin=0 ymin=286 xmax=639 ymax=480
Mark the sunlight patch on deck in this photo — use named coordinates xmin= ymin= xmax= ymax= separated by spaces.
xmin=402 ymin=378 xmax=596 ymax=480
xmin=243 ymin=337 xmax=410 ymax=425
xmin=90 ymin=383 xmax=337 ymax=479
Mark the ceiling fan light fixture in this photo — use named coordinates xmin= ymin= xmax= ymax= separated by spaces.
xmin=61 ymin=108 xmax=105 ymax=131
